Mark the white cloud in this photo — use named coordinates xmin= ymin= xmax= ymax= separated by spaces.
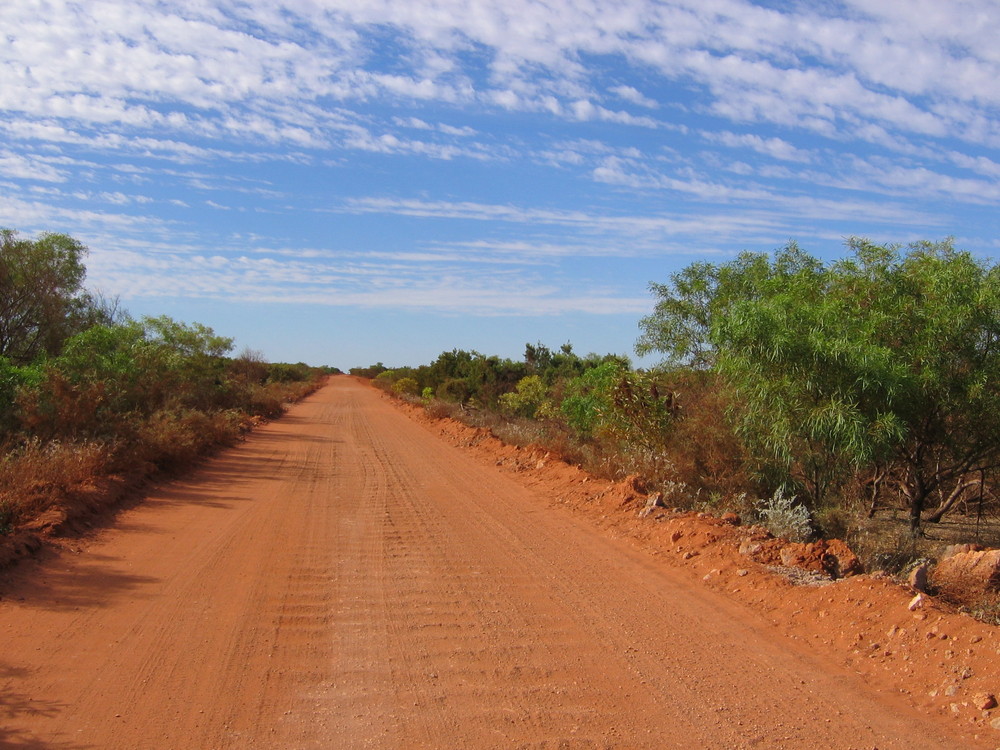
xmin=0 ymin=0 xmax=994 ymax=333
xmin=609 ymin=85 xmax=658 ymax=109
xmin=0 ymin=151 xmax=69 ymax=182
xmin=2 ymin=0 xmax=995 ymax=153
xmin=705 ymin=131 xmax=813 ymax=163
xmin=85 ymin=238 xmax=652 ymax=316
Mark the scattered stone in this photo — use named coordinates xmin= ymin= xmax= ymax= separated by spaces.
xmin=907 ymin=562 xmax=930 ymax=592
xmin=720 ymin=512 xmax=741 ymax=526
xmin=736 ymin=569 xmax=749 ymax=577
xmin=739 ymin=539 xmax=762 ymax=556
xmin=682 ymin=550 xmax=699 ymax=560
xmin=991 ymin=716 xmax=1000 ymax=731
xmin=766 ymin=565 xmax=832 ymax=587
xmin=670 ymin=530 xmax=684 ymax=543
xmin=638 ymin=492 xmax=664 ymax=518
xmin=825 ymin=539 xmax=864 ymax=578
xmin=908 ymin=593 xmax=926 ymax=611
xmin=974 ymin=693 xmax=998 ymax=711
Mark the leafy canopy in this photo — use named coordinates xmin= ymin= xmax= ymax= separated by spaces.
xmin=0 ymin=229 xmax=92 ymax=363
xmin=638 ymin=238 xmax=1000 ymax=528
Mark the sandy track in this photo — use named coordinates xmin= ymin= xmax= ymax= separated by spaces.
xmin=0 ymin=378 xmax=974 ymax=748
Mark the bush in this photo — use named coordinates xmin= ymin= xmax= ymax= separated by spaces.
xmin=372 ymin=370 xmax=397 ymax=392
xmin=134 ymin=409 xmax=242 ymax=472
xmin=0 ymin=498 xmax=14 ymax=535
xmin=756 ymin=487 xmax=812 ymax=542
xmin=560 ymin=362 xmax=622 ymax=438
xmin=639 ymin=238 xmax=1000 ymax=532
xmin=393 ymin=377 xmax=419 ymax=397
xmin=267 ymin=361 xmax=311 ymax=383
xmin=246 ymin=386 xmax=286 ymax=419
xmin=0 ymin=438 xmax=114 ymax=524
xmin=436 ymin=377 xmax=470 ymax=403
xmin=499 ymin=375 xmax=550 ymax=418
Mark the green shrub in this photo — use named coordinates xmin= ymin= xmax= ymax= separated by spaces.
xmin=499 ymin=375 xmax=550 ymax=418
xmin=393 ymin=377 xmax=419 ymax=397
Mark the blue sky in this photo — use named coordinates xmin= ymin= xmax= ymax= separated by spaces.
xmin=2 ymin=0 xmax=998 ymax=370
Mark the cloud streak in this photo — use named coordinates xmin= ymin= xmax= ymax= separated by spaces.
xmin=1 ymin=1 xmax=996 ymax=365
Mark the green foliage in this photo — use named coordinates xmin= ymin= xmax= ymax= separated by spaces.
xmin=372 ymin=370 xmax=398 ymax=391
xmin=0 ymin=357 xmax=43 ymax=436
xmin=55 ymin=322 xmax=163 ymax=416
xmin=349 ymin=362 xmax=388 ymax=378
xmin=560 ymin=362 xmax=623 ymax=438
xmin=392 ymin=377 xmax=419 ymax=397
xmin=558 ymin=362 xmax=678 ymax=449
xmin=604 ymin=369 xmax=677 ymax=451
xmin=0 ymin=228 xmax=331 ymax=534
xmin=640 ymin=238 xmax=1000 ymax=530
xmin=436 ymin=377 xmax=470 ymax=403
xmin=266 ymin=361 xmax=312 ymax=383
xmin=499 ymin=375 xmax=550 ymax=419
xmin=636 ymin=262 xmax=719 ymax=369
xmin=0 ymin=228 xmax=100 ymax=364
xmin=424 ymin=349 xmax=525 ymax=407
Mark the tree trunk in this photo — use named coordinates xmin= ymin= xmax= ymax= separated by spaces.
xmin=924 ymin=480 xmax=979 ymax=524
xmin=906 ymin=478 xmax=926 ymax=536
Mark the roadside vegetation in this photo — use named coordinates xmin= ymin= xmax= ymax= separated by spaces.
xmin=6 ymin=226 xmax=998 ymax=612
xmin=357 ymin=238 xmax=1000 ymax=584
xmin=0 ymin=228 xmax=333 ymax=535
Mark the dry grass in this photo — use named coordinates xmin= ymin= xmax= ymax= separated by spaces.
xmin=955 ymin=592 xmax=1000 ymax=626
xmin=0 ymin=376 xmax=327 ymax=536
xmin=132 ymin=408 xmax=243 ymax=473
xmin=0 ymin=439 xmax=114 ymax=525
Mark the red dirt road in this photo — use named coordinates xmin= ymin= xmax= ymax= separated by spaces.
xmin=0 ymin=378 xmax=983 ymax=748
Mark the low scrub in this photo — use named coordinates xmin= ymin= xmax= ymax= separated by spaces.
xmin=755 ymin=488 xmax=812 ymax=543
xmin=132 ymin=408 xmax=244 ymax=473
xmin=0 ymin=438 xmax=114 ymax=525
xmin=0 ymin=228 xmax=332 ymax=542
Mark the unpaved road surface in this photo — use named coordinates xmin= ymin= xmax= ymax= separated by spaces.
xmin=0 ymin=378 xmax=979 ymax=748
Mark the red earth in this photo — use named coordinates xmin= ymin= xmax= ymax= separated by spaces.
xmin=1 ymin=376 xmax=997 ymax=748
